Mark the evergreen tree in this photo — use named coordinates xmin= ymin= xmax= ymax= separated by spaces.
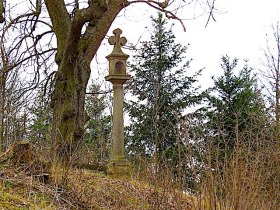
xmin=126 ymin=13 xmax=202 ymax=169
xmin=204 ymin=55 xmax=267 ymax=161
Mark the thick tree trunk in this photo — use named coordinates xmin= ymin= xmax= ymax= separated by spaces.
xmin=51 ymin=55 xmax=90 ymax=164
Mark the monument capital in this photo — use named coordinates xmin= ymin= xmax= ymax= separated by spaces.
xmin=106 ymin=28 xmax=131 ymax=83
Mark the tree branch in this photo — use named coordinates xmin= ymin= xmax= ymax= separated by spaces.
xmin=205 ymin=0 xmax=216 ymax=27
xmin=83 ymin=0 xmax=129 ymax=65
xmin=45 ymin=0 xmax=70 ymax=63
xmin=128 ymin=0 xmax=186 ymax=31
xmin=35 ymin=0 xmax=42 ymax=16
xmin=86 ymin=89 xmax=113 ymax=95
xmin=4 ymin=48 xmax=57 ymax=74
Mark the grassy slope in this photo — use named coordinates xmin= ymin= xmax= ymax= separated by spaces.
xmin=0 ymin=165 xmax=194 ymax=210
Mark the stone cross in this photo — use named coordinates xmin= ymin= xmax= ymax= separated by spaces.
xmin=108 ymin=28 xmax=127 ymax=54
xmin=105 ymin=28 xmax=131 ymax=178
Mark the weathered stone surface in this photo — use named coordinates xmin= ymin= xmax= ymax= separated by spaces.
xmin=107 ymin=157 xmax=132 ymax=178
xmin=105 ymin=29 xmax=131 ymax=178
xmin=106 ymin=28 xmax=130 ymax=79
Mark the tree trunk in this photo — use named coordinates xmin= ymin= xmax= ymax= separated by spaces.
xmin=51 ymin=55 xmax=90 ymax=164
xmin=275 ymin=24 xmax=280 ymax=142
xmin=0 ymin=72 xmax=5 ymax=154
xmin=275 ymin=75 xmax=280 ymax=141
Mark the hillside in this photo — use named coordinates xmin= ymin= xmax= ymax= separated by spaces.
xmin=0 ymin=142 xmax=193 ymax=210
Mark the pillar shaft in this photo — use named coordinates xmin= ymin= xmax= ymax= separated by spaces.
xmin=111 ymin=83 xmax=125 ymax=158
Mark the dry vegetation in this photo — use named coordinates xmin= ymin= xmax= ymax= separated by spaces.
xmin=188 ymin=116 xmax=280 ymax=210
xmin=0 ymin=142 xmax=193 ymax=210
xmin=0 ymin=168 xmax=194 ymax=209
xmin=0 ymin=125 xmax=279 ymax=210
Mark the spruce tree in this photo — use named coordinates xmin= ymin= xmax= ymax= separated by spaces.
xmin=204 ymin=55 xmax=267 ymax=162
xmin=126 ymin=13 xmax=202 ymax=169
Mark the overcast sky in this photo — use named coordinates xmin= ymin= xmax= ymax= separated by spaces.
xmin=92 ymin=0 xmax=280 ymax=89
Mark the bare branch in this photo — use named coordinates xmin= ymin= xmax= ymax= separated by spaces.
xmin=205 ymin=0 xmax=216 ymax=27
xmin=83 ymin=0 xmax=129 ymax=65
xmin=4 ymin=48 xmax=56 ymax=74
xmin=128 ymin=0 xmax=186 ymax=31
xmin=86 ymin=89 xmax=113 ymax=95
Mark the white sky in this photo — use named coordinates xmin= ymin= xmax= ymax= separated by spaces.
xmin=93 ymin=0 xmax=280 ymax=89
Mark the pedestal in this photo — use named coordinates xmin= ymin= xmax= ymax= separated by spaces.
xmin=107 ymin=156 xmax=132 ymax=178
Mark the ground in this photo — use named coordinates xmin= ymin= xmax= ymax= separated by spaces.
xmin=0 ymin=142 xmax=194 ymax=210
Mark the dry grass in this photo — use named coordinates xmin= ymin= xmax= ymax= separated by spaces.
xmin=126 ymin=114 xmax=280 ymax=210
xmin=189 ymin=117 xmax=280 ymax=210
xmin=2 ymin=115 xmax=279 ymax=210
xmin=0 ymin=150 xmax=194 ymax=210
xmin=63 ymin=169 xmax=193 ymax=209
xmin=195 ymin=142 xmax=280 ymax=210
xmin=1 ymin=139 xmax=278 ymax=210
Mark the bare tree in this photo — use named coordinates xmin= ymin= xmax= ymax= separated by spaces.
xmin=0 ymin=1 xmax=56 ymax=152
xmin=262 ymin=22 xmax=280 ymax=141
xmin=0 ymin=0 xmax=216 ymax=165
xmin=0 ymin=54 xmax=29 ymax=152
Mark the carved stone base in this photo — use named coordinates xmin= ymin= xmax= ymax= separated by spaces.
xmin=107 ymin=156 xmax=132 ymax=178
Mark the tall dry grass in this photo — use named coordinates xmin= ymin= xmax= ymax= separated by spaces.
xmin=196 ymin=129 xmax=280 ymax=209
xmin=130 ymin=112 xmax=280 ymax=210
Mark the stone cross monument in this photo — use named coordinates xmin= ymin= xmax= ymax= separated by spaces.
xmin=105 ymin=28 xmax=131 ymax=177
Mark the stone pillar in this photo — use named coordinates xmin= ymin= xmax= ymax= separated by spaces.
xmin=105 ymin=28 xmax=132 ymax=177
xmin=111 ymin=83 xmax=125 ymax=158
